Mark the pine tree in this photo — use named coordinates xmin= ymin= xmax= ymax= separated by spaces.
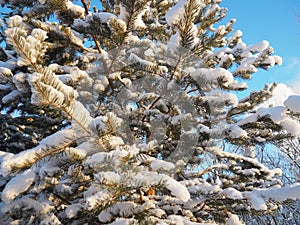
xmin=0 ymin=0 xmax=300 ymax=224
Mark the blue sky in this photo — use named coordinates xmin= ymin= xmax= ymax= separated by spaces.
xmin=221 ymin=0 xmax=300 ymax=95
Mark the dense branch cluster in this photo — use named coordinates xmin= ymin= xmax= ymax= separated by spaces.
xmin=0 ymin=0 xmax=299 ymax=224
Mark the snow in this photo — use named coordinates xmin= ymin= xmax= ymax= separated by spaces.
xmin=108 ymin=219 xmax=136 ymax=225
xmin=167 ymin=215 xmax=216 ymax=225
xmin=225 ymin=213 xmax=245 ymax=225
xmin=185 ymin=67 xmax=235 ymax=89
xmin=118 ymin=3 xmax=128 ymax=22
xmin=1 ymin=128 xmax=75 ymax=176
xmin=98 ymin=202 xmax=137 ymax=223
xmin=257 ymin=106 xmax=286 ymax=123
xmin=7 ymin=15 xmax=23 ymax=27
xmin=237 ymin=114 xmax=258 ymax=126
xmin=65 ymin=1 xmax=85 ymax=18
xmin=222 ymin=188 xmax=243 ymax=200
xmin=132 ymin=172 xmax=190 ymax=202
xmin=227 ymin=30 xmax=243 ymax=44
xmin=259 ymin=83 xmax=300 ymax=108
xmin=1 ymin=196 xmax=54 ymax=216
xmin=133 ymin=5 xmax=149 ymax=29
xmin=188 ymin=181 xmax=221 ymax=195
xmin=168 ymin=32 xmax=180 ymax=47
xmin=2 ymin=168 xmax=36 ymax=203
xmin=151 ymin=159 xmax=175 ymax=171
xmin=244 ymin=192 xmax=267 ymax=211
xmin=86 ymin=190 xmax=112 ymax=209
xmin=243 ymin=40 xmax=269 ymax=56
xmin=273 ymin=55 xmax=282 ymax=65
xmin=237 ymin=100 xmax=300 ymax=136
xmin=0 ymin=151 xmax=14 ymax=164
xmin=165 ymin=178 xmax=190 ymax=202
xmin=31 ymin=28 xmax=48 ymax=41
xmin=280 ymin=118 xmax=300 ymax=136
xmin=40 ymin=213 xmax=61 ymax=225
xmin=94 ymin=12 xmax=116 ymax=23
xmin=284 ymin=95 xmax=300 ymax=113
xmin=165 ymin=0 xmax=187 ymax=25
xmin=244 ymin=183 xmax=300 ymax=211
xmin=0 ymin=67 xmax=13 ymax=76
xmin=95 ymin=171 xmax=121 ymax=184
xmin=2 ymin=90 xmax=20 ymax=104
xmin=227 ymin=125 xmax=247 ymax=139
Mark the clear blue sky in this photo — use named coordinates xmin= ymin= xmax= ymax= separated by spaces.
xmin=221 ymin=0 xmax=300 ymax=95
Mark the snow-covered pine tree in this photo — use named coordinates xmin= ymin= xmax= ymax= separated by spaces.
xmin=0 ymin=9 xmax=69 ymax=154
xmin=0 ymin=0 xmax=300 ymax=224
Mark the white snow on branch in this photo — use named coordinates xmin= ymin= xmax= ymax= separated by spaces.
xmin=221 ymin=188 xmax=243 ymax=200
xmin=225 ymin=213 xmax=245 ymax=225
xmin=165 ymin=0 xmax=187 ymax=25
xmin=280 ymin=118 xmax=300 ymax=136
xmin=151 ymin=159 xmax=175 ymax=171
xmin=241 ymin=40 xmax=269 ymax=57
xmin=65 ymin=1 xmax=85 ymax=18
xmin=227 ymin=124 xmax=247 ymax=139
xmin=133 ymin=171 xmax=190 ymax=202
xmin=284 ymin=95 xmax=300 ymax=113
xmin=1 ymin=169 xmax=36 ymax=203
xmin=167 ymin=215 xmax=217 ymax=225
xmin=1 ymin=90 xmax=20 ymax=104
xmin=1 ymin=128 xmax=76 ymax=176
xmin=244 ymin=183 xmax=300 ymax=211
xmin=238 ymin=104 xmax=300 ymax=136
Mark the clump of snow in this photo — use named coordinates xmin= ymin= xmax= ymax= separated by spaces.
xmin=280 ymin=118 xmax=300 ymax=136
xmin=2 ymin=90 xmax=20 ymax=104
xmin=185 ymin=67 xmax=237 ymax=91
xmin=31 ymin=28 xmax=48 ymax=41
xmin=132 ymin=172 xmax=190 ymax=202
xmin=222 ymin=188 xmax=243 ymax=200
xmin=0 ymin=67 xmax=13 ymax=77
xmin=284 ymin=95 xmax=300 ymax=113
xmin=165 ymin=178 xmax=190 ymax=202
xmin=167 ymin=215 xmax=216 ymax=225
xmin=244 ymin=183 xmax=300 ymax=211
xmin=1 ymin=129 xmax=75 ymax=176
xmin=65 ymin=203 xmax=82 ymax=218
xmin=244 ymin=192 xmax=267 ymax=211
xmin=86 ymin=190 xmax=112 ymax=209
xmin=242 ymin=40 xmax=269 ymax=57
xmin=65 ymin=1 xmax=85 ymax=18
xmin=40 ymin=213 xmax=61 ymax=225
xmin=225 ymin=213 xmax=245 ymax=225
xmin=257 ymin=106 xmax=286 ymax=123
xmin=2 ymin=169 xmax=36 ymax=203
xmin=237 ymin=114 xmax=258 ymax=126
xmin=108 ymin=219 xmax=137 ymax=225
xmin=98 ymin=202 xmax=137 ymax=223
xmin=151 ymin=159 xmax=175 ymax=171
xmin=258 ymin=83 xmax=300 ymax=108
xmin=95 ymin=12 xmax=116 ymax=23
xmin=7 ymin=15 xmax=23 ymax=27
xmin=165 ymin=0 xmax=187 ymax=25
xmin=227 ymin=125 xmax=247 ymax=139
xmin=188 ymin=181 xmax=221 ymax=195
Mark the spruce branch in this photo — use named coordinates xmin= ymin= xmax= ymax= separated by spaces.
xmin=81 ymin=0 xmax=104 ymax=55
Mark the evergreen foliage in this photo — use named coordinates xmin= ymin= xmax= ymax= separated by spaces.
xmin=0 ymin=0 xmax=299 ymax=224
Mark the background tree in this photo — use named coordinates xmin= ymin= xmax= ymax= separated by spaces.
xmin=0 ymin=0 xmax=300 ymax=224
